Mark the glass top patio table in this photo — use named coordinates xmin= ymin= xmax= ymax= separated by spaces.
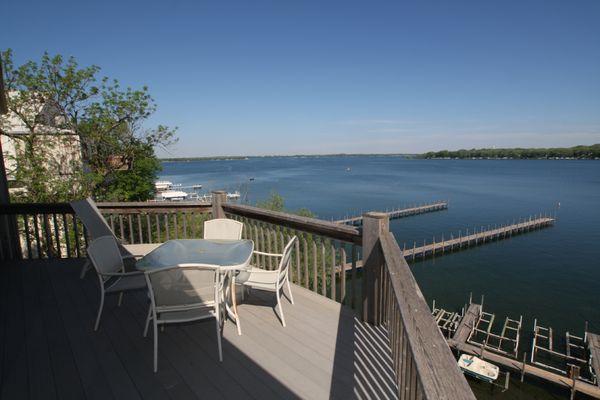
xmin=136 ymin=239 xmax=254 ymax=271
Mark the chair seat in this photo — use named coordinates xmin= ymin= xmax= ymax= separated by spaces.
xmin=156 ymin=307 xmax=216 ymax=323
xmin=237 ymin=267 xmax=278 ymax=290
xmin=106 ymin=274 xmax=147 ymax=293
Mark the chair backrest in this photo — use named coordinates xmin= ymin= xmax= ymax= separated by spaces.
xmin=145 ymin=265 xmax=218 ymax=310
xmin=204 ymin=218 xmax=243 ymax=240
xmin=277 ymin=236 xmax=297 ymax=287
xmin=87 ymin=236 xmax=125 ymax=275
xmin=70 ymin=198 xmax=115 ymax=240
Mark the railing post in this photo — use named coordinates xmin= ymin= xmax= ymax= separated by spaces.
xmin=211 ymin=190 xmax=227 ymax=219
xmin=361 ymin=212 xmax=389 ymax=325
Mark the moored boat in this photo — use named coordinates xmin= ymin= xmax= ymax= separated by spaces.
xmin=457 ymin=354 xmax=499 ymax=383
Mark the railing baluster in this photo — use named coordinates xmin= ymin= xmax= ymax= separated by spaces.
xmin=173 ymin=212 xmax=178 ymax=239
xmin=33 ymin=214 xmax=42 ymax=258
xmin=340 ymin=246 xmax=346 ymax=305
xmin=321 ymin=242 xmax=326 ymax=296
xmin=62 ymin=213 xmax=71 ymax=258
xmin=52 ymin=213 xmax=61 ymax=258
xmin=303 ymin=236 xmax=309 ymax=288
xmin=138 ymin=214 xmax=143 ymax=243
xmin=295 ymin=232 xmax=301 ymax=285
xmin=330 ymin=243 xmax=336 ymax=300
xmin=72 ymin=214 xmax=81 ymax=258
xmin=128 ymin=214 xmax=134 ymax=244
xmin=312 ymin=241 xmax=318 ymax=292
xmin=23 ymin=214 xmax=32 ymax=259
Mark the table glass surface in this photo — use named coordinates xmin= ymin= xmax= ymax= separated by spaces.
xmin=136 ymin=239 xmax=253 ymax=270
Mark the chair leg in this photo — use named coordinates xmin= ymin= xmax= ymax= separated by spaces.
xmin=80 ymin=259 xmax=90 ymax=279
xmin=117 ymin=292 xmax=124 ymax=307
xmin=276 ymin=290 xmax=286 ymax=327
xmin=215 ymin=317 xmax=223 ymax=362
xmin=153 ymin=321 xmax=158 ymax=373
xmin=286 ymin=278 xmax=295 ymax=305
xmin=94 ymin=289 xmax=105 ymax=331
xmin=143 ymin=305 xmax=152 ymax=337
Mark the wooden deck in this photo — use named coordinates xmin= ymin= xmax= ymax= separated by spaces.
xmin=0 ymin=258 xmax=398 ymax=400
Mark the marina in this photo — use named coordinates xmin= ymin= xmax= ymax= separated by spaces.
xmin=434 ymin=298 xmax=600 ymax=399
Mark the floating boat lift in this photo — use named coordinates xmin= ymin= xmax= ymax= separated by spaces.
xmin=433 ymin=295 xmax=600 ymax=399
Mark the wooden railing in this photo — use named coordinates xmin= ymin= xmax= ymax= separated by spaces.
xmin=0 ymin=201 xmax=212 ymax=261
xmin=361 ymin=212 xmax=475 ymax=400
xmin=222 ymin=201 xmax=363 ymax=308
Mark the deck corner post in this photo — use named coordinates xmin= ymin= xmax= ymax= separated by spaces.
xmin=361 ymin=211 xmax=389 ymax=325
xmin=211 ymin=191 xmax=227 ymax=219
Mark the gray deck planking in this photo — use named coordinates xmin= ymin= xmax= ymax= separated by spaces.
xmin=1 ymin=258 xmax=398 ymax=400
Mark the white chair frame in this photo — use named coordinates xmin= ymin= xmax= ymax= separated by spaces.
xmin=239 ymin=236 xmax=297 ymax=327
xmin=203 ymin=218 xmax=243 ymax=240
xmin=87 ymin=236 xmax=147 ymax=331
xmin=71 ymin=197 xmax=161 ymax=279
xmin=143 ymin=264 xmax=224 ymax=372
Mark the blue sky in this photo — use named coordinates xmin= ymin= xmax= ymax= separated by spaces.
xmin=4 ymin=0 xmax=600 ymax=156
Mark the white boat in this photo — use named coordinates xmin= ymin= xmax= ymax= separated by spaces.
xmin=158 ymin=190 xmax=188 ymax=201
xmin=457 ymin=354 xmax=499 ymax=382
xmin=154 ymin=181 xmax=173 ymax=192
xmin=226 ymin=191 xmax=241 ymax=199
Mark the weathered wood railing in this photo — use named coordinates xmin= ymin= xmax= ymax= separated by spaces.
xmin=361 ymin=212 xmax=475 ymax=399
xmin=0 ymin=201 xmax=212 ymax=261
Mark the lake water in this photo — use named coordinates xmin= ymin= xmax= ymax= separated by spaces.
xmin=160 ymin=156 xmax=600 ymax=399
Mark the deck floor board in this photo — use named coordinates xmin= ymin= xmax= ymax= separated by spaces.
xmin=1 ymin=259 xmax=398 ymax=400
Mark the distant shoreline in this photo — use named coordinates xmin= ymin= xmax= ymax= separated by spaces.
xmin=160 ymin=146 xmax=600 ymax=162
xmin=419 ymin=144 xmax=600 ymax=160
xmin=160 ymin=153 xmax=413 ymax=162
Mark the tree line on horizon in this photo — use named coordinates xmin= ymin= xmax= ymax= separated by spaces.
xmin=419 ymin=144 xmax=600 ymax=160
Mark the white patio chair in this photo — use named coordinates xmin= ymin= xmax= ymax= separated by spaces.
xmin=87 ymin=236 xmax=148 ymax=331
xmin=236 ymin=236 xmax=297 ymax=327
xmin=203 ymin=218 xmax=243 ymax=240
xmin=71 ymin=198 xmax=161 ymax=279
xmin=143 ymin=264 xmax=224 ymax=372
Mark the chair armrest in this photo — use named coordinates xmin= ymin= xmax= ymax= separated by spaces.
xmin=253 ymin=251 xmax=283 ymax=258
xmin=245 ymin=269 xmax=278 ymax=274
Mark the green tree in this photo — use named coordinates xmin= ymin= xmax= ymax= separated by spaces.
xmin=257 ymin=191 xmax=315 ymax=217
xmin=0 ymin=49 xmax=176 ymax=202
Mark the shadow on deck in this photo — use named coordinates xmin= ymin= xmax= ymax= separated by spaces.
xmin=0 ymin=259 xmax=398 ymax=400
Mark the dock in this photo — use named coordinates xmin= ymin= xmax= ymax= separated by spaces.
xmin=402 ymin=215 xmax=555 ymax=260
xmin=588 ymin=333 xmax=600 ymax=388
xmin=441 ymin=302 xmax=600 ymax=399
xmin=341 ymin=215 xmax=555 ymax=272
xmin=335 ymin=201 xmax=448 ymax=225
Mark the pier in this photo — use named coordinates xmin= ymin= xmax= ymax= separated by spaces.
xmin=341 ymin=215 xmax=555 ymax=272
xmin=438 ymin=301 xmax=600 ymax=399
xmin=402 ymin=215 xmax=555 ymax=260
xmin=335 ymin=201 xmax=448 ymax=225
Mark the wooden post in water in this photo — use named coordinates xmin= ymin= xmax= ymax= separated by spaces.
xmin=361 ymin=212 xmax=389 ymax=325
xmin=211 ymin=190 xmax=227 ymax=219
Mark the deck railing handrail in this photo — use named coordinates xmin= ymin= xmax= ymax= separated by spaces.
xmin=378 ymin=229 xmax=476 ymax=399
xmin=0 ymin=201 xmax=212 ymax=214
xmin=222 ymin=203 xmax=361 ymax=244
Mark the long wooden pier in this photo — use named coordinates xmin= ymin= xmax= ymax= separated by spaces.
xmin=341 ymin=215 xmax=555 ymax=272
xmin=336 ymin=201 xmax=448 ymax=225
xmin=444 ymin=303 xmax=600 ymax=399
xmin=402 ymin=215 xmax=555 ymax=261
